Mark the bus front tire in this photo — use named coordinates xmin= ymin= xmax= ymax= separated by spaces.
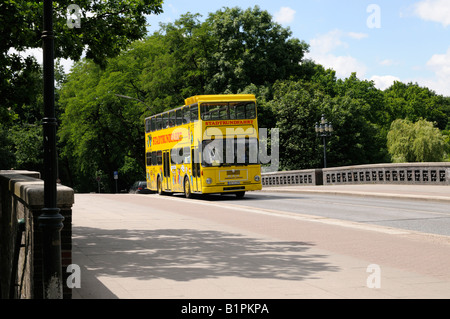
xmin=184 ymin=178 xmax=193 ymax=199
xmin=235 ymin=191 xmax=245 ymax=198
xmin=157 ymin=177 xmax=163 ymax=195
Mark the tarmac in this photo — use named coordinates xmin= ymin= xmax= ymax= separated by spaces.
xmin=71 ymin=184 xmax=450 ymax=300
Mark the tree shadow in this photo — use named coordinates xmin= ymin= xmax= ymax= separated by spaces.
xmin=73 ymin=227 xmax=339 ymax=282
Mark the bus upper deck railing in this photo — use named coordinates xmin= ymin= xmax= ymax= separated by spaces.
xmin=261 ymin=163 xmax=450 ymax=187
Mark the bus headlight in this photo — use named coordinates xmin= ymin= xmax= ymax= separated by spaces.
xmin=254 ymin=175 xmax=260 ymax=182
xmin=206 ymin=178 xmax=212 ymax=184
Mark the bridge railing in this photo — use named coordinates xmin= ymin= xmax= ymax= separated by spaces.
xmin=0 ymin=170 xmax=74 ymax=299
xmin=261 ymin=169 xmax=323 ymax=187
xmin=261 ymin=163 xmax=450 ymax=187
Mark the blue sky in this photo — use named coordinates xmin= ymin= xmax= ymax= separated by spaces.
xmin=146 ymin=0 xmax=450 ymax=96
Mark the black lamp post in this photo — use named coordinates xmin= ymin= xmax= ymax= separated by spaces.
xmin=315 ymin=114 xmax=333 ymax=168
xmin=39 ymin=0 xmax=65 ymax=299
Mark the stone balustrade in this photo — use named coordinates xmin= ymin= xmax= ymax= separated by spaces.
xmin=262 ymin=163 xmax=450 ymax=187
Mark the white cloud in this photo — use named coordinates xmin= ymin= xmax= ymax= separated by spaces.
xmin=347 ymin=32 xmax=369 ymax=40
xmin=422 ymin=47 xmax=450 ymax=95
xmin=414 ymin=0 xmax=450 ymax=27
xmin=379 ymin=59 xmax=397 ymax=66
xmin=274 ymin=7 xmax=296 ymax=24
xmin=370 ymin=75 xmax=400 ymax=90
xmin=309 ymin=30 xmax=347 ymax=55
xmin=307 ymin=30 xmax=367 ymax=79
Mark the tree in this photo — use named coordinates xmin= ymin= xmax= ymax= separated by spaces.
xmin=384 ymin=82 xmax=449 ymax=130
xmin=203 ymin=6 xmax=310 ymax=93
xmin=58 ymin=59 xmax=147 ymax=192
xmin=269 ymin=80 xmax=323 ymax=170
xmin=387 ymin=119 xmax=446 ymax=162
xmin=1 ymin=0 xmax=163 ymax=172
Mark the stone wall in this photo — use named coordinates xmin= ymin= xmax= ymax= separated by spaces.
xmin=322 ymin=163 xmax=450 ymax=185
xmin=261 ymin=163 xmax=450 ymax=187
xmin=0 ymin=171 xmax=74 ymax=299
xmin=262 ymin=169 xmax=323 ymax=187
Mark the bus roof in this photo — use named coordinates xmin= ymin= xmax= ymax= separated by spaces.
xmin=184 ymin=94 xmax=256 ymax=106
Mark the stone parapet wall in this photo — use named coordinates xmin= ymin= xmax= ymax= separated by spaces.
xmin=0 ymin=171 xmax=74 ymax=299
xmin=262 ymin=163 xmax=450 ymax=187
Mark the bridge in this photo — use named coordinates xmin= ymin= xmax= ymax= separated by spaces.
xmin=74 ymin=184 xmax=450 ymax=299
xmin=1 ymin=166 xmax=450 ymax=302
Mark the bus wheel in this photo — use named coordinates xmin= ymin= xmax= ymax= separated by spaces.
xmin=235 ymin=191 xmax=245 ymax=198
xmin=157 ymin=177 xmax=163 ymax=195
xmin=184 ymin=177 xmax=193 ymax=199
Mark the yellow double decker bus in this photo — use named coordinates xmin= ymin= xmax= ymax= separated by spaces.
xmin=144 ymin=94 xmax=262 ymax=198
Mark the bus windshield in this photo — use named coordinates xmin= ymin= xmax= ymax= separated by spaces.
xmin=201 ymin=102 xmax=256 ymax=121
xmin=202 ymin=138 xmax=258 ymax=167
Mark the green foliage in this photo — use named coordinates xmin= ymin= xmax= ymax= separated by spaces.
xmin=384 ymin=82 xmax=449 ymax=130
xmin=269 ymin=80 xmax=322 ymax=170
xmin=8 ymin=124 xmax=43 ymax=171
xmin=387 ymin=119 xmax=447 ymax=162
xmin=203 ymin=6 xmax=310 ymax=93
xmin=1 ymin=0 xmax=162 ymax=177
xmin=0 ymin=124 xmax=15 ymax=169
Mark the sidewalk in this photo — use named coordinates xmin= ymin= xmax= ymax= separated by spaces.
xmin=71 ymin=186 xmax=450 ymax=300
xmin=260 ymin=184 xmax=450 ymax=202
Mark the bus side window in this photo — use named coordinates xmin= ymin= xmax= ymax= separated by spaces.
xmin=146 ymin=152 xmax=152 ymax=166
xmin=156 ymin=115 xmax=162 ymax=130
xmin=162 ymin=113 xmax=169 ymax=128
xmin=171 ymin=148 xmax=178 ymax=164
xmin=190 ymin=104 xmax=198 ymax=122
xmin=150 ymin=117 xmax=156 ymax=132
xmin=176 ymin=109 xmax=183 ymax=126
xmin=183 ymin=147 xmax=190 ymax=164
xmin=183 ymin=107 xmax=190 ymax=124
xmin=157 ymin=150 xmax=163 ymax=165
xmin=152 ymin=151 xmax=157 ymax=166
xmin=145 ymin=119 xmax=151 ymax=133
xmin=169 ymin=112 xmax=175 ymax=127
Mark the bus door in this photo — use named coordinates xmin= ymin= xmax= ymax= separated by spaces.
xmin=163 ymin=150 xmax=171 ymax=191
xmin=191 ymin=147 xmax=201 ymax=192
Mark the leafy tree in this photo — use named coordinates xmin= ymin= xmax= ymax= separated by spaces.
xmin=0 ymin=124 xmax=15 ymax=169
xmin=8 ymin=124 xmax=43 ymax=172
xmin=387 ymin=119 xmax=446 ymax=162
xmin=384 ymin=82 xmax=449 ymax=130
xmin=203 ymin=6 xmax=310 ymax=93
xmin=269 ymin=80 xmax=323 ymax=170
xmin=59 ymin=60 xmax=146 ymax=192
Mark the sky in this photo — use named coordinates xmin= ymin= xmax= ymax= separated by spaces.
xmin=145 ymin=0 xmax=450 ymax=96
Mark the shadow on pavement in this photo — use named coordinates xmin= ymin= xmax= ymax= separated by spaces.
xmin=73 ymin=226 xmax=339 ymax=283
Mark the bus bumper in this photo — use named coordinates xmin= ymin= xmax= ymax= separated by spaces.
xmin=201 ymin=183 xmax=262 ymax=194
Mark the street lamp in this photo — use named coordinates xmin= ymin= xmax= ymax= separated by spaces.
xmin=315 ymin=114 xmax=333 ymax=168
xmin=39 ymin=0 xmax=65 ymax=299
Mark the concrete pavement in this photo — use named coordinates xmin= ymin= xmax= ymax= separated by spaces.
xmin=71 ymin=185 xmax=450 ymax=300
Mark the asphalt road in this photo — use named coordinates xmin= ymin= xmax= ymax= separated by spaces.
xmin=186 ymin=191 xmax=450 ymax=236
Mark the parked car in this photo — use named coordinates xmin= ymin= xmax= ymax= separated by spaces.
xmin=129 ymin=181 xmax=152 ymax=194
